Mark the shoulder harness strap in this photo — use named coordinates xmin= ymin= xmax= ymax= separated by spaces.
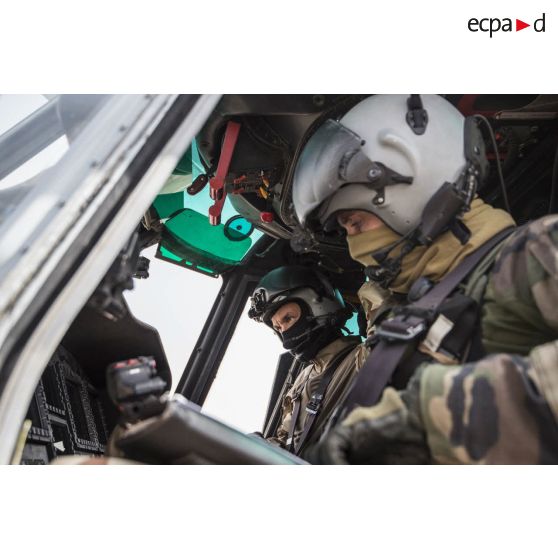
xmin=292 ymin=341 xmax=358 ymax=455
xmin=340 ymin=227 xmax=515 ymax=415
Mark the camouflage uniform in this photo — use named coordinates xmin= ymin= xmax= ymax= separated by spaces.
xmin=314 ymin=216 xmax=558 ymax=464
xmin=420 ymin=215 xmax=558 ymax=463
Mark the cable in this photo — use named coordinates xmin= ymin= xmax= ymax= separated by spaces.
xmin=475 ymin=114 xmax=512 ymax=215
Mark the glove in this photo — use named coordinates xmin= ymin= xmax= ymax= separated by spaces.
xmin=305 ymin=371 xmax=432 ymax=465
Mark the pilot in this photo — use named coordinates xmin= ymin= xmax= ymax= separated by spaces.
xmin=291 ymin=94 xmax=558 ymax=464
xmin=248 ymin=265 xmax=378 ymax=456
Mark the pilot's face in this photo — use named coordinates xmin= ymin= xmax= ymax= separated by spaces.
xmin=336 ymin=210 xmax=384 ymax=236
xmin=271 ymin=302 xmax=302 ymax=333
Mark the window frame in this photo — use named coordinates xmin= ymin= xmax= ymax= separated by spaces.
xmin=0 ymin=94 xmax=220 ymax=464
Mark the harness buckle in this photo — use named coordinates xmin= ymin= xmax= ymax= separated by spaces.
xmin=375 ymin=307 xmax=433 ymax=343
xmin=305 ymin=393 xmax=324 ymax=415
xmin=375 ymin=321 xmax=426 ymax=342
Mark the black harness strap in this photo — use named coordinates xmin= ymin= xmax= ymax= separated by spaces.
xmin=285 ymin=342 xmax=357 ymax=454
xmin=264 ymin=356 xmax=302 ymax=439
xmin=286 ymin=398 xmax=302 ymax=453
xmin=341 ymin=228 xmax=514 ymax=414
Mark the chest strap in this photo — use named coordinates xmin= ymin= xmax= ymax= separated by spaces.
xmin=341 ymin=227 xmax=514 ymax=415
xmin=286 ymin=399 xmax=301 ymax=453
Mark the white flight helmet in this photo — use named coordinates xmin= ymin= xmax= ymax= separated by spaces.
xmin=293 ymin=95 xmax=476 ymax=238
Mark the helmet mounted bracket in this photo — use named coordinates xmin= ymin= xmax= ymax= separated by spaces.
xmin=340 ymin=148 xmax=414 ymax=190
xmin=364 ymin=115 xmax=486 ymax=287
xmin=406 ymin=94 xmax=428 ymax=135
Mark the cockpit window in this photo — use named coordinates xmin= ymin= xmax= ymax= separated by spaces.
xmin=152 ymin=140 xmax=263 ymax=277
xmin=0 ymin=96 xmax=69 ymax=193
xmin=0 ymin=95 xmax=111 ymax=282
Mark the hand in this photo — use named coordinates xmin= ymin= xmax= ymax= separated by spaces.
xmin=305 ymin=373 xmax=432 ymax=465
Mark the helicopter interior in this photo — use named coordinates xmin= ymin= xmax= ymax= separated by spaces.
xmin=16 ymin=93 xmax=558 ymax=464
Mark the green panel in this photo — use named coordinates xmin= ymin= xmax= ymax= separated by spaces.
xmin=153 ymin=140 xmax=263 ymax=277
xmin=159 ymin=245 xmax=183 ymax=262
xmin=166 ymin=209 xmax=252 ymax=264
xmin=157 ymin=242 xmax=219 ymax=277
xmin=153 ymin=191 xmax=185 ymax=220
xmin=223 ymin=215 xmax=254 ymax=241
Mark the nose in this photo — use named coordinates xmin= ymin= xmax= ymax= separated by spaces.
xmin=337 ymin=211 xmax=357 ymax=234
xmin=344 ymin=222 xmax=359 ymax=236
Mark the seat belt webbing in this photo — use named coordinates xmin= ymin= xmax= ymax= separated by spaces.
xmin=294 ymin=342 xmax=357 ymax=455
xmin=341 ymin=227 xmax=514 ymax=414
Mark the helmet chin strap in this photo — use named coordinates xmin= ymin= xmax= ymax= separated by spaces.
xmin=364 ymin=166 xmax=480 ymax=289
xmin=363 ymin=182 xmax=474 ymax=289
xmin=364 ymin=233 xmax=419 ymax=289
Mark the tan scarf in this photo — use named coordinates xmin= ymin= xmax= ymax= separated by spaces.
xmin=347 ymin=198 xmax=516 ymax=294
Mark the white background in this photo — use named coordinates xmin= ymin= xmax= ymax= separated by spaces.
xmin=0 ymin=1 xmax=555 ymax=93
xmin=1 ymin=1 xmax=557 ymax=557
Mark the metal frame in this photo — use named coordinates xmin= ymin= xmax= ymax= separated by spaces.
xmin=0 ymin=96 xmax=64 ymax=182
xmin=0 ymin=95 xmax=167 ymax=317
xmin=176 ymin=267 xmax=262 ymax=405
xmin=175 ymin=234 xmax=281 ymax=407
xmin=0 ymin=94 xmax=221 ymax=464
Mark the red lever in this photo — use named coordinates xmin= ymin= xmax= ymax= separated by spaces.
xmin=208 ymin=121 xmax=241 ymax=225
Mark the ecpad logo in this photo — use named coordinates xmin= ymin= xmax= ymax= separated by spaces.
xmin=468 ymin=13 xmax=546 ymax=37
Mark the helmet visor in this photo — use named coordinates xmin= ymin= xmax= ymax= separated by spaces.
xmin=293 ymin=120 xmax=364 ymax=226
xmin=293 ymin=119 xmax=412 ymax=230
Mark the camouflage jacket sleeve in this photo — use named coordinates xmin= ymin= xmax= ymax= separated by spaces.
xmin=481 ymin=215 xmax=558 ymax=354
xmin=419 ymin=339 xmax=558 ymax=464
